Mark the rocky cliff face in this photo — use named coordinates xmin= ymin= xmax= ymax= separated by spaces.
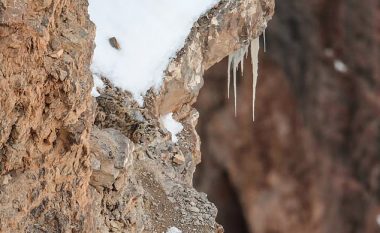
xmin=0 ymin=0 xmax=273 ymax=232
xmin=0 ymin=0 xmax=95 ymax=231
xmin=195 ymin=0 xmax=380 ymax=233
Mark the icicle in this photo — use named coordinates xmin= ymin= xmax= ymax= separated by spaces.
xmin=239 ymin=45 xmax=249 ymax=76
xmin=226 ymin=44 xmax=249 ymax=117
xmin=263 ymin=29 xmax=267 ymax=53
xmin=240 ymin=57 xmax=244 ymax=75
xmin=227 ymin=55 xmax=232 ymax=99
xmin=250 ymin=38 xmax=260 ymax=122
xmin=233 ymin=58 xmax=237 ymax=116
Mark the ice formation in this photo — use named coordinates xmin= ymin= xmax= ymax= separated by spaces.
xmin=250 ymin=38 xmax=260 ymax=121
xmin=227 ymin=44 xmax=249 ymax=116
xmin=227 ymin=38 xmax=260 ymax=121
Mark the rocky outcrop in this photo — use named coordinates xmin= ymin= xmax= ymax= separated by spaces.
xmin=0 ymin=0 xmax=273 ymax=232
xmin=195 ymin=0 xmax=380 ymax=233
xmin=89 ymin=1 xmax=274 ymax=232
xmin=0 ymin=0 xmax=95 ymax=231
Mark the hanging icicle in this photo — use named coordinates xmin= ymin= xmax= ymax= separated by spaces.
xmin=226 ymin=37 xmax=260 ymax=121
xmin=250 ymin=38 xmax=260 ymax=122
xmin=227 ymin=44 xmax=249 ymax=116
xmin=263 ymin=29 xmax=267 ymax=53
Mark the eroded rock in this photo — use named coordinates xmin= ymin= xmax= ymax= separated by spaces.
xmin=90 ymin=127 xmax=134 ymax=190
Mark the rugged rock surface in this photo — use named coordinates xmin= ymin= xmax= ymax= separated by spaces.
xmin=0 ymin=0 xmax=95 ymax=231
xmin=195 ymin=0 xmax=380 ymax=233
xmin=90 ymin=1 xmax=274 ymax=231
xmin=0 ymin=0 xmax=273 ymax=232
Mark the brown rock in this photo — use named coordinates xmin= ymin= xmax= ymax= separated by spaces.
xmin=48 ymin=49 xmax=64 ymax=58
xmin=195 ymin=0 xmax=380 ymax=233
xmin=109 ymin=37 xmax=121 ymax=50
xmin=173 ymin=152 xmax=186 ymax=165
xmin=0 ymin=0 xmax=95 ymax=231
xmin=89 ymin=127 xmax=134 ymax=189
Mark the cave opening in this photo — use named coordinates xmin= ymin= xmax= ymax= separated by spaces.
xmin=194 ymin=56 xmax=253 ymax=233
xmin=193 ymin=42 xmax=298 ymax=233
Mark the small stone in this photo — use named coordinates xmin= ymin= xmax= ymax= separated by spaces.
xmin=137 ymin=151 xmax=145 ymax=160
xmin=91 ymin=157 xmax=101 ymax=170
xmin=161 ymin=153 xmax=170 ymax=161
xmin=58 ymin=69 xmax=68 ymax=81
xmin=114 ymin=177 xmax=124 ymax=191
xmin=49 ymin=49 xmax=64 ymax=58
xmin=173 ymin=153 xmax=185 ymax=165
xmin=109 ymin=37 xmax=121 ymax=50
xmin=2 ymin=175 xmax=11 ymax=185
xmin=50 ymin=38 xmax=61 ymax=50
xmin=189 ymin=206 xmax=200 ymax=213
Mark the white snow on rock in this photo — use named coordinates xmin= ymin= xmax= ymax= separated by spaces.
xmin=334 ymin=59 xmax=348 ymax=73
xmin=160 ymin=113 xmax=183 ymax=143
xmin=166 ymin=226 xmax=182 ymax=233
xmin=88 ymin=0 xmax=220 ymax=104
xmin=91 ymin=74 xmax=105 ymax=97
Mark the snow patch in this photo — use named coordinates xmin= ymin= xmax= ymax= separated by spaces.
xmin=160 ymin=113 xmax=184 ymax=143
xmin=166 ymin=226 xmax=182 ymax=233
xmin=334 ymin=59 xmax=348 ymax=73
xmin=91 ymin=74 xmax=105 ymax=97
xmin=88 ymin=0 xmax=219 ymax=104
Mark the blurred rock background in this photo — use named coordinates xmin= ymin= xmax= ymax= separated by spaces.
xmin=194 ymin=1 xmax=380 ymax=233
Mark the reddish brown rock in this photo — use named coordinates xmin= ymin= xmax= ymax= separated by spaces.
xmin=195 ymin=0 xmax=380 ymax=233
xmin=0 ymin=0 xmax=95 ymax=232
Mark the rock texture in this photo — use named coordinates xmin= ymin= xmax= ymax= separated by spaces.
xmin=90 ymin=1 xmax=273 ymax=231
xmin=195 ymin=0 xmax=380 ymax=233
xmin=0 ymin=0 xmax=95 ymax=231
xmin=0 ymin=0 xmax=273 ymax=232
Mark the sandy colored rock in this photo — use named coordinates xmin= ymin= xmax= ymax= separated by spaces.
xmin=0 ymin=0 xmax=274 ymax=232
xmin=173 ymin=152 xmax=186 ymax=165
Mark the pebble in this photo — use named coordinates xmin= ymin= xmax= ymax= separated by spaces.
xmin=173 ymin=153 xmax=185 ymax=165
xmin=109 ymin=37 xmax=121 ymax=50
xmin=189 ymin=206 xmax=200 ymax=213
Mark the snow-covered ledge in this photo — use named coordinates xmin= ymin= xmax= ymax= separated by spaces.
xmin=152 ymin=0 xmax=274 ymax=116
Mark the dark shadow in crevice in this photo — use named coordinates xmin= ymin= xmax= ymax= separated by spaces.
xmin=194 ymin=57 xmax=250 ymax=233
